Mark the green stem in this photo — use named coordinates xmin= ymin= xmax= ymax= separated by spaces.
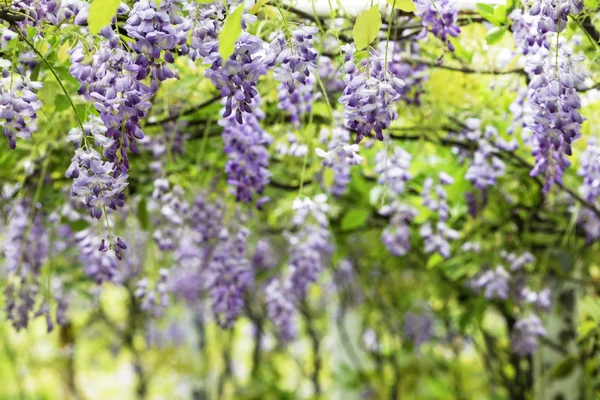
xmin=11 ymin=23 xmax=88 ymax=148
xmin=384 ymin=0 xmax=397 ymax=78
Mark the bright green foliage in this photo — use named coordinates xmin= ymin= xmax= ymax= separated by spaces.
xmin=353 ymin=5 xmax=382 ymax=50
xmin=219 ymin=5 xmax=245 ymax=60
xmin=88 ymin=0 xmax=121 ymax=35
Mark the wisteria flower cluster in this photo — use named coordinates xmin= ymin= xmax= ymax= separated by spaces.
xmin=124 ymin=0 xmax=191 ymax=92
xmin=577 ymin=138 xmax=600 ymax=243
xmin=414 ymin=0 xmax=461 ymax=51
xmin=66 ymin=148 xmax=128 ymax=220
xmin=0 ymin=66 xmax=43 ymax=149
xmin=526 ymin=45 xmax=585 ymax=193
xmin=529 ymin=0 xmax=584 ymax=33
xmin=470 ymin=250 xmax=551 ymax=355
xmin=419 ymin=173 xmax=459 ymax=258
xmin=316 ymin=126 xmax=364 ymax=197
xmin=69 ymin=28 xmax=152 ymax=174
xmin=375 ymin=145 xmax=417 ymax=256
xmin=339 ymin=44 xmax=405 ymax=143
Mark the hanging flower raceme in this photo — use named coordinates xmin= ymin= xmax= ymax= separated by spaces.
xmin=339 ymin=44 xmax=405 ymax=143
xmin=205 ymin=32 xmax=267 ymax=125
xmin=529 ymin=0 xmax=583 ymax=33
xmin=419 ymin=172 xmax=459 ymax=258
xmin=381 ymin=41 xmax=429 ymax=104
xmin=206 ymin=227 xmax=253 ymax=327
xmin=316 ymin=126 xmax=364 ymax=197
xmin=2 ymin=202 xmax=50 ymax=331
xmin=527 ymin=45 xmax=585 ymax=193
xmin=577 ymin=138 xmax=600 ymax=243
xmin=148 ymin=179 xmax=189 ymax=251
xmin=404 ymin=312 xmax=435 ymax=348
xmin=135 ymin=269 xmax=171 ymax=318
xmin=69 ymin=28 xmax=152 ymax=174
xmin=511 ymin=314 xmax=547 ymax=356
xmin=380 ymin=201 xmax=418 ymax=256
xmin=465 ymin=127 xmax=508 ymax=190
xmin=66 ymin=148 xmax=128 ymax=220
xmin=0 ymin=68 xmax=43 ymax=149
xmin=271 ymin=26 xmax=319 ymax=126
xmin=510 ymin=8 xmax=550 ymax=55
xmin=375 ymin=146 xmax=413 ymax=195
xmin=375 ymin=145 xmax=416 ymax=256
xmin=265 ymin=279 xmax=297 ymax=342
xmin=413 ymin=0 xmax=461 ymax=51
xmin=220 ymin=104 xmax=272 ymax=207
xmin=286 ymin=195 xmax=334 ymax=300
xmin=124 ymin=0 xmax=191 ymax=92
xmin=278 ymin=73 xmax=319 ymax=128
xmin=469 ymin=250 xmax=551 ymax=356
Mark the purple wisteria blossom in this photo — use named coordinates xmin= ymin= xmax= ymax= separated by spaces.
xmin=526 ymin=45 xmax=585 ymax=193
xmin=510 ymin=9 xmax=550 ymax=55
xmin=380 ymin=201 xmax=418 ymax=256
xmin=404 ymin=312 xmax=435 ymax=348
xmin=66 ymin=148 xmax=128 ymax=220
xmin=577 ymin=138 xmax=600 ymax=242
xmin=135 ymin=269 xmax=170 ymax=318
xmin=124 ymin=0 xmax=191 ymax=91
xmin=469 ymin=251 xmax=550 ymax=355
xmin=206 ymin=227 xmax=253 ymax=327
xmin=271 ymin=26 xmax=319 ymax=126
xmin=74 ymin=228 xmax=120 ymax=283
xmin=0 ymin=73 xmax=43 ymax=149
xmin=381 ymin=41 xmax=428 ymax=104
xmin=69 ymin=28 xmax=152 ymax=173
xmin=220 ymin=107 xmax=272 ymax=207
xmin=511 ymin=314 xmax=546 ymax=355
xmin=287 ymin=195 xmax=334 ymax=299
xmin=529 ymin=0 xmax=583 ymax=33
xmin=419 ymin=173 xmax=459 ymax=258
xmin=375 ymin=146 xmax=413 ymax=195
xmin=470 ymin=266 xmax=510 ymax=300
xmin=148 ymin=179 xmax=189 ymax=251
xmin=278 ymin=73 xmax=319 ymax=128
xmin=265 ymin=279 xmax=297 ymax=342
xmin=339 ymin=44 xmax=405 ymax=143
xmin=316 ymin=126 xmax=364 ymax=197
xmin=414 ymin=0 xmax=461 ymax=50
xmin=3 ymin=202 xmax=49 ymax=330
xmin=205 ymin=33 xmax=267 ymax=125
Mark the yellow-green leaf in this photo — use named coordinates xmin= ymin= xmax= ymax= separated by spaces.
xmin=353 ymin=6 xmax=382 ymax=50
xmin=250 ymin=0 xmax=269 ymax=14
xmin=88 ymin=0 xmax=121 ymax=35
xmin=219 ymin=5 xmax=245 ymax=60
xmin=387 ymin=0 xmax=416 ymax=12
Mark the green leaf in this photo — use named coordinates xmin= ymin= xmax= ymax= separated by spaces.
xmin=493 ymin=5 xmax=507 ymax=24
xmin=352 ymin=6 xmax=382 ymax=50
xmin=475 ymin=3 xmax=504 ymax=26
xmin=54 ymin=94 xmax=70 ymax=112
xmin=426 ymin=253 xmax=445 ymax=269
xmin=580 ymin=297 xmax=600 ymax=322
xmin=88 ymin=0 xmax=121 ymax=35
xmin=550 ymin=356 xmax=577 ymax=379
xmin=475 ymin=3 xmax=495 ymax=15
xmin=137 ymin=198 xmax=150 ymax=231
xmin=387 ymin=0 xmax=416 ymax=12
xmin=341 ymin=208 xmax=370 ymax=231
xmin=485 ymin=26 xmax=507 ymax=45
xmin=219 ymin=5 xmax=245 ymax=60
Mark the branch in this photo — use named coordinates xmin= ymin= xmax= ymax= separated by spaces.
xmin=145 ymin=95 xmax=222 ymax=126
xmin=402 ymin=56 xmax=525 ymax=75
